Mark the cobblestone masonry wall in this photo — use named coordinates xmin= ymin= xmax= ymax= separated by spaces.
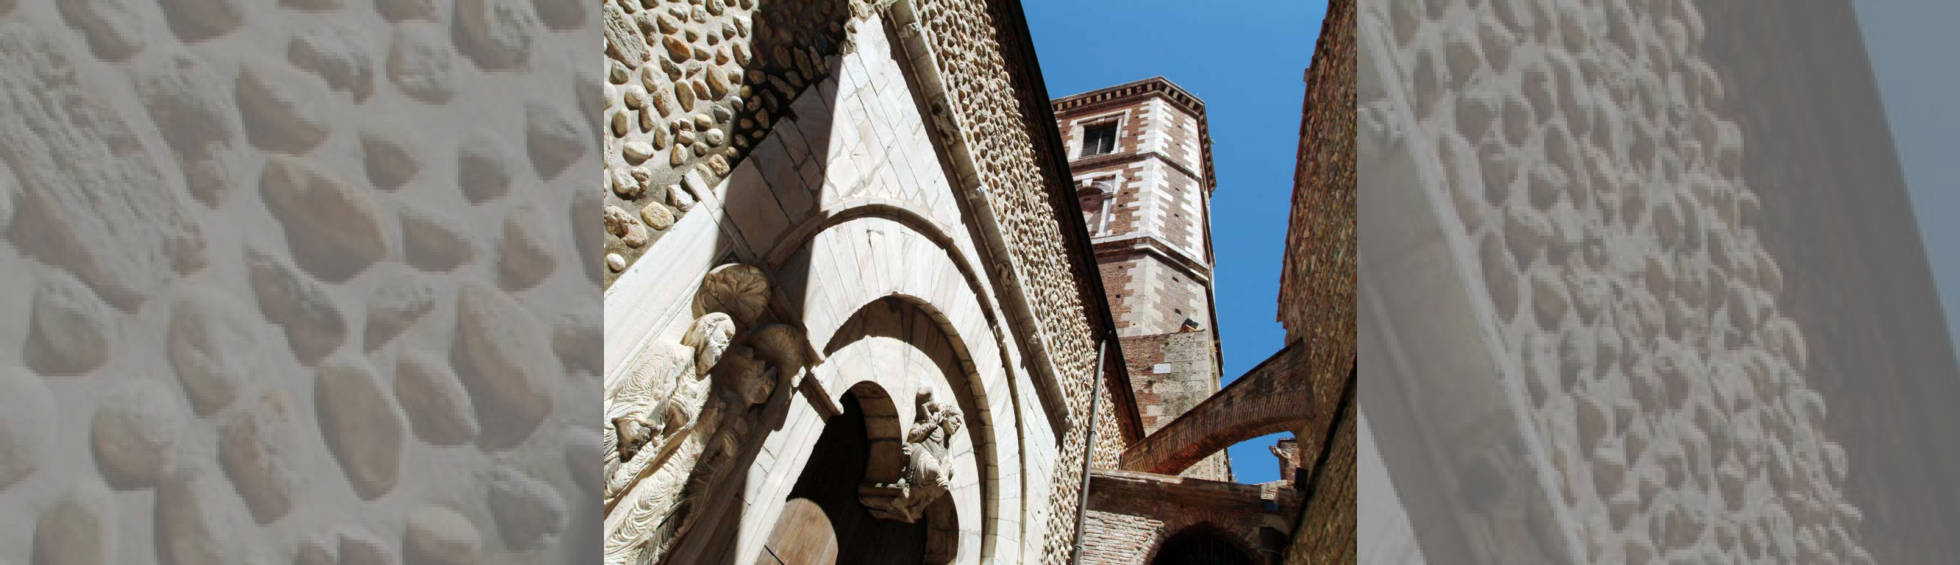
xmin=1367 ymin=0 xmax=1872 ymax=561
xmin=909 ymin=0 xmax=1107 ymax=561
xmin=0 ymin=1 xmax=599 ymax=564
xmin=1696 ymin=3 xmax=1960 ymax=562
xmin=599 ymin=0 xmax=875 ymax=286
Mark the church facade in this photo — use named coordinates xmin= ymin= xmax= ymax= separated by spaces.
xmin=599 ymin=0 xmax=1353 ymax=563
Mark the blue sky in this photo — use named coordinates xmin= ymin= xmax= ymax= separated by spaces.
xmin=1025 ymin=0 xmax=1329 ymax=484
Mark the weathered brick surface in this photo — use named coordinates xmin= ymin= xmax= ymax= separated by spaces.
xmin=1276 ymin=0 xmax=1355 ymax=384
xmin=1286 ymin=371 xmax=1354 ymax=565
xmin=1118 ymin=331 xmax=1231 ymax=481
xmin=1281 ymin=1 xmax=1354 ymax=562
xmin=1079 ymin=470 xmax=1300 ymax=565
xmin=1120 ymin=339 xmax=1319 ymax=477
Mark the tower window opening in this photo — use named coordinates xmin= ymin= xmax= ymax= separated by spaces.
xmin=1082 ymin=122 xmax=1118 ymax=157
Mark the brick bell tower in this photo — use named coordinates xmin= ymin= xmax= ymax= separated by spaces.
xmin=1053 ymin=77 xmax=1231 ymax=480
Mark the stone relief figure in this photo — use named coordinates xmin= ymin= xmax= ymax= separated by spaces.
xmin=602 ymin=312 xmax=734 ymax=505
xmin=603 ymin=263 xmax=820 ymax=565
xmin=863 ymin=385 xmax=964 ymax=523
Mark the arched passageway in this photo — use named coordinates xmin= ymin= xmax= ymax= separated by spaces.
xmin=761 ymin=389 xmax=931 ymax=565
xmin=1152 ymin=525 xmax=1258 ymax=565
xmin=1122 ymin=340 xmax=1317 ymax=475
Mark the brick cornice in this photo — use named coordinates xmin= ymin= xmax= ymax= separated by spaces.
xmin=1069 ymin=149 xmax=1206 ymax=188
xmin=1090 ymin=234 xmax=1213 ymax=286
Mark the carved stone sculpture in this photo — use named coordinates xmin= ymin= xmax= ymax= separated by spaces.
xmin=749 ymin=323 xmax=821 ymax=385
xmin=603 ymin=262 xmax=816 ymax=565
xmin=602 ymin=312 xmax=732 ymax=506
xmin=693 ymin=263 xmax=771 ymax=328
xmin=862 ymin=385 xmax=963 ymax=523
xmin=685 ymin=312 xmax=737 ymax=376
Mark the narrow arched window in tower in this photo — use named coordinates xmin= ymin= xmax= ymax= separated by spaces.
xmin=1080 ymin=179 xmax=1116 ymax=237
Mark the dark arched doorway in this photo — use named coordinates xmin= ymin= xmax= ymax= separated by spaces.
xmin=760 ymin=387 xmax=932 ymax=564
xmin=1153 ymin=525 xmax=1256 ymax=565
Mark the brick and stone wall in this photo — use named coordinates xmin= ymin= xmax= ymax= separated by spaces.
xmin=1286 ymin=376 xmax=1354 ymax=565
xmin=1277 ymin=0 xmax=1356 ymax=425
xmin=1119 ymin=331 xmax=1232 ymax=481
xmin=1275 ymin=2 xmax=1356 ymax=561
xmin=1077 ymin=470 xmax=1300 ymax=565
xmin=1056 ymin=78 xmax=1219 ymax=340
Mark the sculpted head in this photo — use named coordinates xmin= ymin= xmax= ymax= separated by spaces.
xmin=748 ymin=324 xmax=812 ymax=376
xmin=682 ymin=313 xmax=737 ymax=376
xmin=915 ymin=384 xmax=936 ymax=410
xmin=713 ymin=346 xmax=777 ymax=407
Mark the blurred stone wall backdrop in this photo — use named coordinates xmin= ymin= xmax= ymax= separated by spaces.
xmin=0 ymin=0 xmax=602 ymax=563
xmin=1359 ymin=0 xmax=1959 ymax=563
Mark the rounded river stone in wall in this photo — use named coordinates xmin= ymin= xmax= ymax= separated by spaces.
xmin=245 ymin=246 xmax=347 ymax=366
xmin=90 ymin=379 xmax=188 ymax=489
xmin=526 ymin=101 xmax=586 ymax=179
xmin=453 ymin=283 xmax=555 ymax=448
xmin=334 ymin=526 xmax=394 ymax=565
xmin=219 ymin=390 xmax=308 ymax=523
xmin=167 ymin=288 xmax=263 ymax=415
xmin=315 ymin=359 xmax=406 ymax=500
xmin=0 ymin=375 xmax=55 ymax=490
xmin=498 ymin=204 xmax=559 ymax=291
xmin=393 ymin=353 xmax=480 ymax=446
xmin=458 ymin=132 xmax=515 ymax=204
xmin=487 ymin=465 xmax=566 ymax=550
xmin=261 ymin=155 xmax=393 ymax=283
xmin=236 ymin=62 xmax=333 ymax=155
xmin=405 ymin=505 xmax=482 ymax=565
xmin=290 ymin=24 xmax=378 ymax=102
xmin=156 ymin=0 xmax=246 ymax=42
xmin=365 ymin=268 xmax=436 ymax=351
xmin=388 ymin=24 xmax=458 ymax=104
xmin=25 ymin=270 xmax=114 ymax=376
xmin=361 ymin=128 xmax=422 ymax=191
xmin=155 ymin=464 xmax=260 ymax=565
xmin=400 ymin=207 xmax=477 ymax=273
xmin=452 ymin=0 xmax=540 ymax=71
xmin=32 ymin=480 xmax=116 ymax=565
